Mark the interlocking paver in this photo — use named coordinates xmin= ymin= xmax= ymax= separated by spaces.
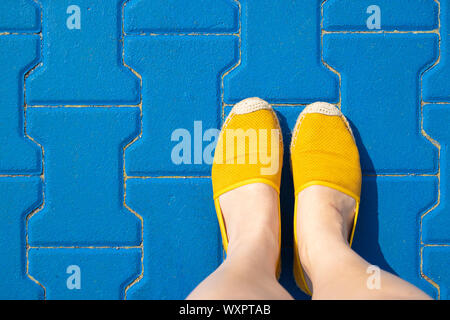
xmin=26 ymin=107 xmax=141 ymax=246
xmin=323 ymin=0 xmax=438 ymax=31
xmin=26 ymin=0 xmax=140 ymax=105
xmin=29 ymin=248 xmax=141 ymax=299
xmin=124 ymin=36 xmax=238 ymax=176
xmin=124 ymin=0 xmax=239 ymax=34
xmin=423 ymin=0 xmax=450 ymax=102
xmin=423 ymin=246 xmax=450 ymax=299
xmin=126 ymin=178 xmax=220 ymax=299
xmin=423 ymin=104 xmax=450 ymax=244
xmin=0 ymin=36 xmax=41 ymax=174
xmin=0 ymin=177 xmax=44 ymax=300
xmin=324 ymin=34 xmax=438 ymax=174
xmin=0 ymin=0 xmax=40 ymax=33
xmin=224 ymin=0 xmax=339 ymax=104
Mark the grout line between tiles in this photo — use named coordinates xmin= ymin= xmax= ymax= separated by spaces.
xmin=0 ymin=174 xmax=41 ymax=178
xmin=29 ymin=246 xmax=142 ymax=249
xmin=323 ymin=30 xmax=439 ymax=35
xmin=423 ymin=244 xmax=450 ymax=247
xmin=419 ymin=0 xmax=442 ymax=298
xmin=0 ymin=32 xmax=41 ymax=36
xmin=321 ymin=0 xmax=342 ymax=109
xmin=362 ymin=173 xmax=438 ymax=177
xmin=220 ymin=0 xmax=242 ymax=124
xmin=420 ymin=247 xmax=441 ymax=299
xmin=24 ymin=0 xmax=46 ymax=299
xmin=27 ymin=104 xmax=140 ymax=108
xmin=121 ymin=0 xmax=145 ymax=300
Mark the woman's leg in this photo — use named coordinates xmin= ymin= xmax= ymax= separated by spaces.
xmin=297 ymin=185 xmax=432 ymax=300
xmin=187 ymin=183 xmax=293 ymax=300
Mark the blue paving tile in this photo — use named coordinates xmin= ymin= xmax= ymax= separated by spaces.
xmin=26 ymin=0 xmax=140 ymax=105
xmin=423 ymin=104 xmax=450 ymax=244
xmin=423 ymin=0 xmax=450 ymax=102
xmin=324 ymin=33 xmax=438 ymax=174
xmin=0 ymin=177 xmax=44 ymax=300
xmin=29 ymin=248 xmax=141 ymax=300
xmin=124 ymin=0 xmax=239 ymax=34
xmin=423 ymin=246 xmax=450 ymax=299
xmin=323 ymin=0 xmax=438 ymax=31
xmin=0 ymin=0 xmax=41 ymax=33
xmin=124 ymin=36 xmax=238 ymax=176
xmin=126 ymin=178 xmax=221 ymax=299
xmin=353 ymin=176 xmax=438 ymax=298
xmin=0 ymin=35 xmax=42 ymax=174
xmin=223 ymin=0 xmax=339 ymax=104
xmin=27 ymin=107 xmax=141 ymax=246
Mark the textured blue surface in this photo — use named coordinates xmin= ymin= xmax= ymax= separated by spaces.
xmin=29 ymin=248 xmax=141 ymax=300
xmin=0 ymin=36 xmax=41 ymax=174
xmin=324 ymin=0 xmax=438 ymax=31
xmin=423 ymin=0 xmax=450 ymax=102
xmin=0 ymin=0 xmax=41 ymax=33
xmin=126 ymin=178 xmax=221 ymax=300
xmin=223 ymin=0 xmax=339 ymax=104
xmin=0 ymin=0 xmax=449 ymax=300
xmin=423 ymin=247 xmax=450 ymax=299
xmin=0 ymin=177 xmax=43 ymax=300
xmin=353 ymin=176 xmax=438 ymax=298
xmin=423 ymin=104 xmax=450 ymax=244
xmin=124 ymin=0 xmax=239 ymax=33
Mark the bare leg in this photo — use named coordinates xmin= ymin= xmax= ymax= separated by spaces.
xmin=187 ymin=183 xmax=293 ymax=300
xmin=297 ymin=185 xmax=432 ymax=300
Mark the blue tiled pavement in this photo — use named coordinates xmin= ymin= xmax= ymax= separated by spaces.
xmin=0 ymin=0 xmax=449 ymax=300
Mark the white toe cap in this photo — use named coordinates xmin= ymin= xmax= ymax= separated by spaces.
xmin=300 ymin=102 xmax=342 ymax=116
xmin=232 ymin=97 xmax=272 ymax=115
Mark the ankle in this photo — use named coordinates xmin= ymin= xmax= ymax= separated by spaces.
xmin=296 ymin=186 xmax=356 ymax=282
xmin=227 ymin=224 xmax=279 ymax=268
xmin=298 ymin=205 xmax=349 ymax=275
xmin=219 ymin=183 xmax=280 ymax=265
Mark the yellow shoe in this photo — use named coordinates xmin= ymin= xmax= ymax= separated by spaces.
xmin=212 ymin=97 xmax=284 ymax=277
xmin=290 ymin=102 xmax=362 ymax=295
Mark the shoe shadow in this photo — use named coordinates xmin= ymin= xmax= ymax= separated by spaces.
xmin=275 ymin=110 xmax=310 ymax=299
xmin=349 ymin=120 xmax=396 ymax=276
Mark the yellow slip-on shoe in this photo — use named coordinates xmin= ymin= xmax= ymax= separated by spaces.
xmin=212 ymin=97 xmax=284 ymax=278
xmin=290 ymin=102 xmax=362 ymax=295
